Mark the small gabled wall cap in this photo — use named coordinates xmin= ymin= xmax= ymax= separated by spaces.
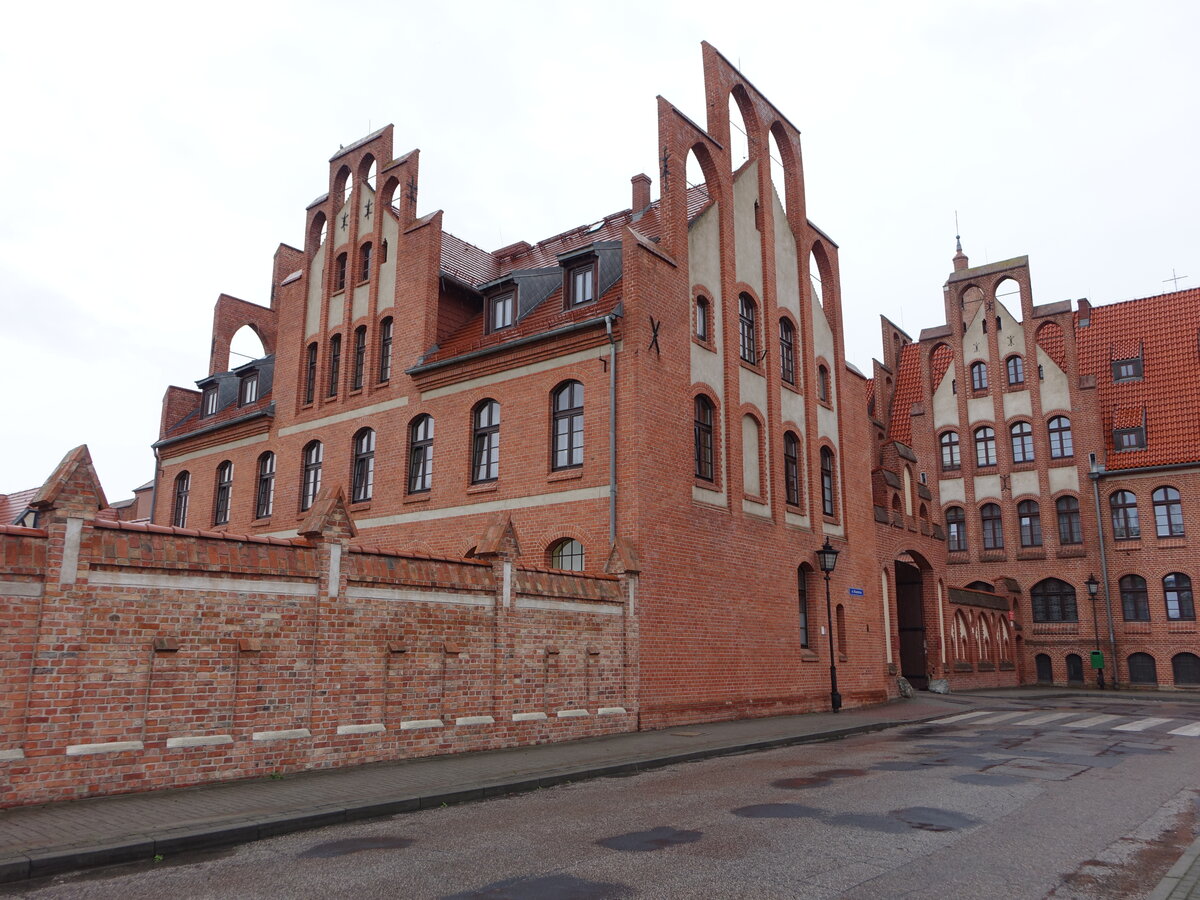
xmin=29 ymin=445 xmax=108 ymax=516
xmin=472 ymin=513 xmax=521 ymax=561
xmin=604 ymin=537 xmax=641 ymax=575
xmin=297 ymin=485 xmax=358 ymax=541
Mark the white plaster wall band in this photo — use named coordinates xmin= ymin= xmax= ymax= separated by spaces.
xmin=278 ymin=396 xmax=410 ymax=436
xmin=336 ymin=723 xmax=386 ymax=736
xmin=556 ymin=709 xmax=589 ymax=718
xmin=60 ymin=517 xmax=83 ymax=586
xmin=166 ymin=734 xmax=234 ymax=749
xmin=0 ymin=580 xmax=43 ymax=598
xmin=0 ymin=748 xmax=25 ymax=761
xmin=89 ymin=570 xmax=318 ymax=597
xmin=66 ymin=740 xmax=144 ymax=756
xmin=597 ymin=707 xmax=628 ymax=716
xmin=515 ymin=596 xmax=622 ymax=616
xmin=400 ymin=719 xmax=444 ymax=730
xmin=358 ymin=484 xmax=610 ymax=529
xmin=454 ymin=715 xmax=496 ymax=726
xmin=251 ymin=729 xmax=312 ymax=742
xmin=345 ymin=587 xmax=491 ymax=607
xmin=512 ymin=712 xmax=548 ymax=722
xmin=327 ymin=543 xmax=342 ymax=599
xmin=160 ymin=433 xmax=268 ymax=466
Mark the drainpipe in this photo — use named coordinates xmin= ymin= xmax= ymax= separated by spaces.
xmin=1089 ymin=465 xmax=1119 ymax=690
xmin=149 ymin=446 xmax=161 ymax=524
xmin=605 ymin=313 xmax=618 ymax=544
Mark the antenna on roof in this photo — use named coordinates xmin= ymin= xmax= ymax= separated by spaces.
xmin=1163 ymin=268 xmax=1190 ymax=290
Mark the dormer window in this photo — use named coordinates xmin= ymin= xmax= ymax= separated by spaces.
xmin=238 ymin=371 xmax=258 ymax=406
xmin=1112 ymin=356 xmax=1143 ymax=382
xmin=567 ymin=262 xmax=594 ymax=307
xmin=488 ymin=292 xmax=515 ymax=333
xmin=1114 ymin=426 xmax=1146 ymax=451
xmin=201 ymin=385 xmax=219 ymax=417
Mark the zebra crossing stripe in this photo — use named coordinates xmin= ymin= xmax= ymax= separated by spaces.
xmin=1112 ymin=717 xmax=1172 ymax=732
xmin=1013 ymin=712 xmax=1076 ymax=726
xmin=930 ymin=711 xmax=995 ymax=724
xmin=973 ymin=711 xmax=1027 ymax=724
xmin=1062 ymin=714 xmax=1122 ymax=729
xmin=1167 ymin=722 xmax=1200 ymax=737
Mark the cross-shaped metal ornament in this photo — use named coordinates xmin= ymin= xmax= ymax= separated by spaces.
xmin=648 ymin=316 xmax=662 ymax=357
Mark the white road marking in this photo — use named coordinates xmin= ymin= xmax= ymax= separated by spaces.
xmin=1112 ymin=717 xmax=1172 ymax=732
xmin=1062 ymin=714 xmax=1122 ymax=729
xmin=1012 ymin=712 xmax=1076 ymax=726
xmin=972 ymin=711 xmax=1027 ymax=724
xmin=930 ymin=711 xmax=995 ymax=724
xmin=1167 ymin=722 xmax=1200 ymax=737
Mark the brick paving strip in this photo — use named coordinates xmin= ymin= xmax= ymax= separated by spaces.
xmin=1149 ymin=835 xmax=1200 ymax=900
xmin=0 ymin=695 xmax=970 ymax=883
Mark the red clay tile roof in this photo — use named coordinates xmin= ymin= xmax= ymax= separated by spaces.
xmin=887 ymin=342 xmax=923 ymax=446
xmin=930 ymin=343 xmax=953 ymax=385
xmin=0 ymin=488 xmax=38 ymax=526
xmin=1078 ymin=287 xmax=1200 ymax=470
xmin=1035 ymin=320 xmax=1066 ymax=367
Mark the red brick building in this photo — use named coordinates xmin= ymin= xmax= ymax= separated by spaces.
xmin=873 ymin=244 xmax=1200 ymax=693
xmin=149 ymin=43 xmax=893 ymax=730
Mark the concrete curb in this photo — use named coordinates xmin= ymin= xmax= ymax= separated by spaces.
xmin=0 ymin=711 xmax=949 ymax=884
xmin=1148 ymin=834 xmax=1200 ymax=900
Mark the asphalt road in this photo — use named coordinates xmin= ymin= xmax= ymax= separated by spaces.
xmin=10 ymin=694 xmax=1200 ymax=899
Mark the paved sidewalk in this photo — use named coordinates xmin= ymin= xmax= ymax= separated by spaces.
xmin=0 ymin=693 xmax=972 ymax=883
xmin=1150 ymin=835 xmax=1200 ymax=900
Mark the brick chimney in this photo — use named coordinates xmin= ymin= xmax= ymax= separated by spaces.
xmin=631 ymin=173 xmax=651 ymax=213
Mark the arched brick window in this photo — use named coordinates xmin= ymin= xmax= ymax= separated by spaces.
xmin=1048 ymin=416 xmax=1073 ymax=458
xmin=1031 ymin=578 xmax=1077 ymax=622
xmin=213 ymin=460 xmax=233 ymax=526
xmin=351 ymin=428 xmax=375 ymax=503
xmin=551 ymin=381 xmax=584 ymax=470
xmin=946 ymin=506 xmax=967 ymax=552
xmin=407 ymin=415 xmax=434 ymax=494
xmin=352 ymin=325 xmax=367 ymax=391
xmin=694 ymin=395 xmax=715 ymax=481
xmin=378 ymin=317 xmax=393 ymax=383
xmin=820 ymin=447 xmax=836 ymax=517
xmin=1018 ymin=500 xmax=1042 ymax=547
xmin=1110 ymin=490 xmax=1140 ymax=540
xmin=738 ymin=294 xmax=758 ymax=364
xmin=255 ymin=452 xmax=275 ymax=519
xmin=301 ymin=441 xmax=323 ymax=511
xmin=1152 ymin=486 xmax=1184 ymax=537
xmin=940 ymin=431 xmax=960 ymax=471
xmin=784 ymin=432 xmax=801 ymax=506
xmin=1056 ymin=496 xmax=1082 ymax=544
xmin=1119 ymin=574 xmax=1149 ymax=621
xmin=549 ymin=538 xmax=584 ymax=571
xmin=472 ymin=400 xmax=501 ymax=483
xmin=1164 ymin=573 xmax=1195 ymax=621
xmin=779 ymin=318 xmax=796 ymax=384
xmin=981 ymin=502 xmax=1004 ymax=549
xmin=172 ymin=471 xmax=190 ymax=528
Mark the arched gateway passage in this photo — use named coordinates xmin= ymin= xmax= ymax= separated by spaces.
xmin=895 ymin=557 xmax=928 ymax=689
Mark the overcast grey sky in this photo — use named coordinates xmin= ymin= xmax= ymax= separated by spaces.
xmin=2 ymin=0 xmax=1197 ymax=499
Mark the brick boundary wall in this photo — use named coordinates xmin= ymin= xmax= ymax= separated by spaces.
xmin=0 ymin=448 xmax=637 ymax=808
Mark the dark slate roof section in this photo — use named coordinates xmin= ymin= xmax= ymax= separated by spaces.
xmin=513 ymin=268 xmax=563 ymax=321
xmin=0 ymin=488 xmax=38 ymax=526
xmin=167 ymin=356 xmax=276 ymax=439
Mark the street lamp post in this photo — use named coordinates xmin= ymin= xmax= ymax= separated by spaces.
xmin=816 ymin=538 xmax=842 ymax=713
xmin=1086 ymin=574 xmax=1105 ymax=690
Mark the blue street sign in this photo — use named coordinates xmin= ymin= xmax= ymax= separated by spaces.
xmin=848 ymin=588 xmax=865 ymax=596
